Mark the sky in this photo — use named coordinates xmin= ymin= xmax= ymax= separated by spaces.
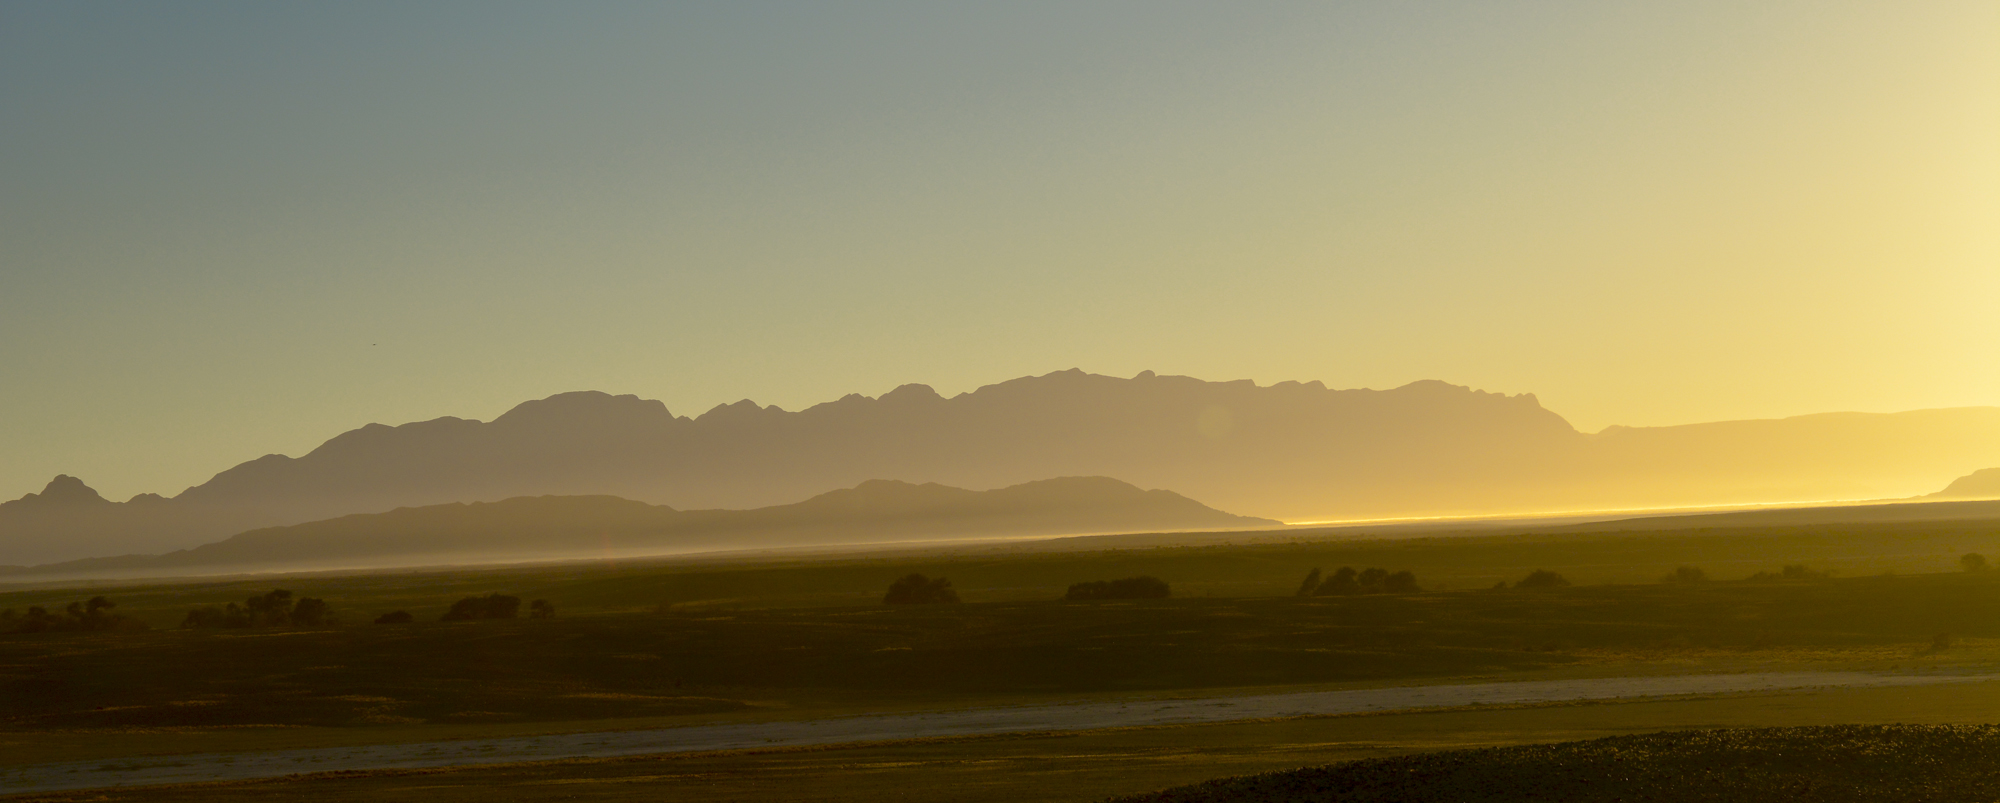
xmin=2 ymin=1 xmax=1996 ymax=502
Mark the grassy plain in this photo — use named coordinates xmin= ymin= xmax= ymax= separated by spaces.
xmin=7 ymin=516 xmax=2000 ymax=621
xmin=7 ymin=570 xmax=2000 ymax=762
xmin=5 ymin=517 xmax=2000 ymax=797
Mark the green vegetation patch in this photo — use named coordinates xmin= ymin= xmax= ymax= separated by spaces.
xmin=1112 ymin=725 xmax=2000 ymax=802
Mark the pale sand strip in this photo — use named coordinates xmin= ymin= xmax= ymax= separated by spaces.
xmin=3 ymin=671 xmax=1984 ymax=794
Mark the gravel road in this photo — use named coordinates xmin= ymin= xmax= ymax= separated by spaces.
xmin=4 ymin=670 xmax=1983 ymax=794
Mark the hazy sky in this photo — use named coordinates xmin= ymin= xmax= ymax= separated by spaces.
xmin=3 ymin=1 xmax=1996 ymax=501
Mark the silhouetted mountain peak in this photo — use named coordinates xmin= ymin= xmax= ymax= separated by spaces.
xmin=12 ymin=475 xmax=111 ymax=507
xmin=494 ymin=391 xmax=678 ymax=429
xmin=699 ymin=398 xmax=787 ymax=423
xmin=880 ymin=383 xmax=943 ymax=403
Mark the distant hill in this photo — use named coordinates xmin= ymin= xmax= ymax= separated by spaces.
xmin=1 ymin=476 xmax=1279 ymax=579
xmin=1930 ymin=468 xmax=2000 ymax=499
xmin=5 ymin=369 xmax=1999 ymax=564
xmin=0 ymin=476 xmax=277 ymax=567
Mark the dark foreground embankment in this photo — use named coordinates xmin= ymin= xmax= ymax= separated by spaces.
xmin=1112 ymin=725 xmax=2000 ymax=803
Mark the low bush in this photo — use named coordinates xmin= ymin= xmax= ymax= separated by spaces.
xmin=1065 ymin=575 xmax=1170 ymax=601
xmin=183 ymin=589 xmax=331 ymax=628
xmin=441 ymin=594 xmax=521 ymax=621
xmin=373 ymin=610 xmax=414 ymax=625
xmin=291 ymin=597 xmax=332 ymax=626
xmin=882 ymin=573 xmax=959 ymax=605
xmin=1748 ymin=564 xmax=1828 ymax=581
xmin=2 ymin=596 xmax=142 ymax=633
xmin=1663 ymin=565 xmax=1707 ymax=584
xmin=1303 ymin=567 xmax=1419 ymax=595
xmin=1514 ymin=570 xmax=1570 ymax=589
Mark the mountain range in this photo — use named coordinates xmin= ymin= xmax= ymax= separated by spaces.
xmin=3 ymin=476 xmax=1275 ymax=579
xmin=5 ymin=369 xmax=1999 ymax=565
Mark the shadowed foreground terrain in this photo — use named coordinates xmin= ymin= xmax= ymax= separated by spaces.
xmin=8 ymin=568 xmax=2000 ymax=780
xmin=13 ymin=572 xmax=2000 ymax=733
xmin=1113 ymin=725 xmax=2000 ymax=802
xmin=14 ymin=689 xmax=2000 ymax=803
xmin=8 ymin=519 xmax=2000 ymax=799
xmin=10 ymin=518 xmax=2000 ymax=736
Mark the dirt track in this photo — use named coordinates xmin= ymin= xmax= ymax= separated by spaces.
xmin=4 ymin=671 xmax=1985 ymax=795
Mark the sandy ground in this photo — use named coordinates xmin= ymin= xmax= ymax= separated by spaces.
xmin=4 ymin=671 xmax=1985 ymax=794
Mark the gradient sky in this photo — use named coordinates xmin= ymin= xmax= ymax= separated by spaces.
xmin=3 ymin=1 xmax=1997 ymax=502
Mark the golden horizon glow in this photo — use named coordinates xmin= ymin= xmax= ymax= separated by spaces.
xmin=1 ymin=2 xmax=1995 ymax=502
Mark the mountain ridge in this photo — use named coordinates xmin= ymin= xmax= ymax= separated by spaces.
xmin=6 ymin=369 xmax=1998 ymax=565
xmin=149 ymin=370 xmax=1576 ymax=522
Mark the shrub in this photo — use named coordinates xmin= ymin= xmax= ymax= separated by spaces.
xmin=373 ymin=610 xmax=414 ymax=625
xmin=1295 ymin=568 xmax=1322 ymax=597
xmin=290 ymin=597 xmax=333 ymax=626
xmin=883 ymin=573 xmax=959 ymax=605
xmin=1065 ymin=576 xmax=1171 ymax=601
xmin=183 ymin=589 xmax=316 ymax=628
xmin=441 ymin=594 xmax=522 ymax=621
xmin=1314 ymin=567 xmax=1360 ymax=595
xmin=8 ymin=597 xmax=141 ymax=633
xmin=1663 ymin=566 xmax=1707 ymax=584
xmin=529 ymin=599 xmax=555 ymax=618
xmin=1310 ymin=567 xmax=1419 ymax=595
xmin=1516 ymin=570 xmax=1570 ymax=589
xmin=245 ymin=589 xmax=293 ymax=624
xmin=1963 ymin=553 xmax=1989 ymax=573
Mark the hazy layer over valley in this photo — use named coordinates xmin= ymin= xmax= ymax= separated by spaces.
xmin=8 ymin=476 xmax=1273 ymax=578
